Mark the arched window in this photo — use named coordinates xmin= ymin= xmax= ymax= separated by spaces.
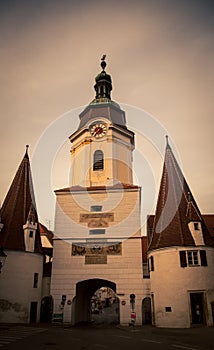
xmin=93 ymin=150 xmax=104 ymax=171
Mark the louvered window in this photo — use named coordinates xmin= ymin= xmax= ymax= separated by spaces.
xmin=93 ymin=150 xmax=104 ymax=171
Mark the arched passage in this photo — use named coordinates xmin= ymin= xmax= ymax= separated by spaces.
xmin=74 ymin=278 xmax=119 ymax=325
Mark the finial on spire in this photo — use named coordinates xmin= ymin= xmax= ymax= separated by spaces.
xmin=101 ymin=54 xmax=107 ymax=71
xmin=165 ymin=135 xmax=171 ymax=149
xmin=25 ymin=145 xmax=29 ymax=158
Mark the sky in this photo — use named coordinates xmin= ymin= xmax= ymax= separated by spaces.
xmin=0 ymin=0 xmax=213 ymax=231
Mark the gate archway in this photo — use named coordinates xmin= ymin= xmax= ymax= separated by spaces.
xmin=74 ymin=278 xmax=119 ymax=325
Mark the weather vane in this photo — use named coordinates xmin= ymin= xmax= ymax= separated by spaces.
xmin=101 ymin=54 xmax=106 ymax=70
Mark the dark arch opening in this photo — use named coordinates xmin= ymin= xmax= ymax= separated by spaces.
xmin=74 ymin=278 xmax=119 ymax=325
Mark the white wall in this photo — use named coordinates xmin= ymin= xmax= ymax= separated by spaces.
xmin=148 ymin=247 xmax=214 ymax=328
xmin=0 ymin=250 xmax=43 ymax=323
xmin=51 ymin=187 xmax=148 ymax=325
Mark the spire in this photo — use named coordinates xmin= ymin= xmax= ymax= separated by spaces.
xmin=0 ymin=146 xmax=42 ymax=253
xmin=148 ymin=140 xmax=214 ymax=250
xmin=93 ymin=54 xmax=112 ymax=101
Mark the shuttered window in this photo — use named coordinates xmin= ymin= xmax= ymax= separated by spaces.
xmin=179 ymin=250 xmax=208 ymax=268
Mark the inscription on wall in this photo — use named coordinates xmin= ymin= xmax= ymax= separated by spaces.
xmin=80 ymin=213 xmax=114 ymax=228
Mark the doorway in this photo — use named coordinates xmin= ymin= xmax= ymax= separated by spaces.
xmin=190 ymin=292 xmax=205 ymax=325
xmin=30 ymin=301 xmax=38 ymax=323
xmin=142 ymin=297 xmax=152 ymax=324
xmin=40 ymin=296 xmax=53 ymax=322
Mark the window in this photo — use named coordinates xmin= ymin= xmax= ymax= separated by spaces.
xmin=33 ymin=273 xmax=38 ymax=288
xmin=29 ymin=230 xmax=34 ymax=238
xmin=93 ymin=150 xmax=104 ymax=171
xmin=143 ymin=262 xmax=150 ymax=278
xmin=194 ymin=222 xmax=199 ymax=230
xmin=179 ymin=250 xmax=207 ymax=268
xmin=90 ymin=205 xmax=102 ymax=212
xmin=187 ymin=251 xmax=199 ymax=266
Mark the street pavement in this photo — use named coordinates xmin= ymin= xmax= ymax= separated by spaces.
xmin=0 ymin=322 xmax=213 ymax=350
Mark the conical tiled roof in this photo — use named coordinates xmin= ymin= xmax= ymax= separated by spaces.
xmin=148 ymin=140 xmax=214 ymax=250
xmin=0 ymin=147 xmax=43 ymax=253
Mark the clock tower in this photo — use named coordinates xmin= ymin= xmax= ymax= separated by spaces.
xmin=51 ymin=57 xmax=146 ymax=326
xmin=69 ymin=58 xmax=134 ymax=187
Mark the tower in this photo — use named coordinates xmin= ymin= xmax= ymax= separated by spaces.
xmin=147 ymin=139 xmax=214 ymax=327
xmin=51 ymin=57 xmax=147 ymax=325
xmin=0 ymin=146 xmax=44 ymax=323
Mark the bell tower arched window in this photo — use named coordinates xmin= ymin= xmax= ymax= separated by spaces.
xmin=93 ymin=150 xmax=104 ymax=171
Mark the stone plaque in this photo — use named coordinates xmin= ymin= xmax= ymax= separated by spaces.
xmin=85 ymin=255 xmax=107 ymax=264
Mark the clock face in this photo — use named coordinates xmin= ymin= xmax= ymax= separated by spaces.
xmin=90 ymin=122 xmax=107 ymax=138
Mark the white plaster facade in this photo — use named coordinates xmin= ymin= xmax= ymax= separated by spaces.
xmin=0 ymin=250 xmax=43 ymax=323
xmin=148 ymin=246 xmax=214 ymax=327
xmin=51 ymin=185 xmax=149 ymax=325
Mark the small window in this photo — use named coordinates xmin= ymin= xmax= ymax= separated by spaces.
xmin=89 ymin=229 xmax=106 ymax=235
xmin=143 ymin=262 xmax=150 ymax=278
xmin=187 ymin=251 xmax=199 ymax=266
xmin=194 ymin=222 xmax=199 ymax=230
xmin=93 ymin=150 xmax=104 ymax=171
xmin=90 ymin=205 xmax=102 ymax=212
xmin=165 ymin=307 xmax=172 ymax=312
xmin=33 ymin=273 xmax=38 ymax=288
xmin=29 ymin=230 xmax=34 ymax=238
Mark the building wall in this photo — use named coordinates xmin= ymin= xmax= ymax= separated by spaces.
xmin=51 ymin=187 xmax=148 ymax=325
xmin=0 ymin=250 xmax=43 ymax=323
xmin=148 ymin=247 xmax=214 ymax=328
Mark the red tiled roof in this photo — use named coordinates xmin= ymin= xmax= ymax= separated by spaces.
xmin=38 ymin=223 xmax=53 ymax=245
xmin=55 ymin=183 xmax=139 ymax=193
xmin=0 ymin=149 xmax=43 ymax=253
xmin=148 ymin=143 xmax=214 ymax=250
